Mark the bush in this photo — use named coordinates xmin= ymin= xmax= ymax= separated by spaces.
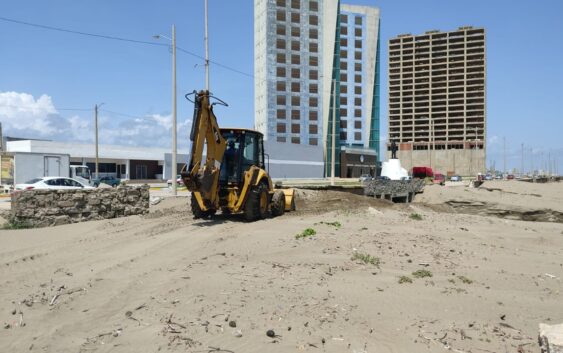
xmin=412 ymin=269 xmax=433 ymax=278
xmin=295 ymin=228 xmax=316 ymax=239
xmin=409 ymin=213 xmax=423 ymax=221
xmin=351 ymin=252 xmax=380 ymax=267
xmin=398 ymin=276 xmax=413 ymax=284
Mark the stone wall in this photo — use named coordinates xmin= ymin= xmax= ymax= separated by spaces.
xmin=10 ymin=185 xmax=149 ymax=227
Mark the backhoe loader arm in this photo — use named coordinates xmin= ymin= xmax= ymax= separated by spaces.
xmin=182 ymin=90 xmax=226 ymax=210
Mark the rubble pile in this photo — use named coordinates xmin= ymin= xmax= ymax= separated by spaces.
xmin=363 ymin=179 xmax=425 ymax=198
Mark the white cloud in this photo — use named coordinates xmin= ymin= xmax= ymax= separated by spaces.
xmin=0 ymin=91 xmax=192 ymax=149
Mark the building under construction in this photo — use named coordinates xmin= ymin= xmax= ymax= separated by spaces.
xmin=387 ymin=26 xmax=486 ymax=176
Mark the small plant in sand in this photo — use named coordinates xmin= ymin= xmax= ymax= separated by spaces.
xmin=2 ymin=220 xmax=34 ymax=230
xmin=412 ymin=269 xmax=433 ymax=278
xmin=398 ymin=276 xmax=413 ymax=284
xmin=316 ymin=221 xmax=342 ymax=229
xmin=409 ymin=213 xmax=423 ymax=221
xmin=351 ymin=252 xmax=380 ymax=267
xmin=457 ymin=275 xmax=473 ymax=284
xmin=295 ymin=228 xmax=316 ymax=239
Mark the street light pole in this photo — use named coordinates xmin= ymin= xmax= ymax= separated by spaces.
xmin=171 ymin=24 xmax=177 ymax=196
xmin=331 ymin=78 xmax=336 ymax=186
xmin=204 ymin=0 xmax=210 ymax=90
xmin=94 ymin=103 xmax=104 ymax=180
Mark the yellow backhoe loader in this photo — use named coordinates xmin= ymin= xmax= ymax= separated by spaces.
xmin=181 ymin=90 xmax=295 ymax=221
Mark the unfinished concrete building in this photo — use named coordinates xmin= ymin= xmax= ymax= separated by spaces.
xmin=387 ymin=26 xmax=486 ymax=176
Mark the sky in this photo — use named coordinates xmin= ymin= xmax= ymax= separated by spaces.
xmin=1 ymin=0 xmax=562 ymax=172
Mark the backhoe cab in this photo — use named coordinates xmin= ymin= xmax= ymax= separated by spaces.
xmin=181 ymin=90 xmax=295 ymax=221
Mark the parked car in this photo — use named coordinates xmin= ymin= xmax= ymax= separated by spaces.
xmin=93 ymin=176 xmax=121 ymax=187
xmin=167 ymin=174 xmax=184 ymax=187
xmin=507 ymin=174 xmax=515 ymax=180
xmin=484 ymin=174 xmax=493 ymax=180
xmin=450 ymin=175 xmax=462 ymax=182
xmin=433 ymin=173 xmax=445 ymax=185
xmin=400 ymin=176 xmax=412 ymax=181
xmin=15 ymin=177 xmax=94 ymax=191
xmin=375 ymin=175 xmax=391 ymax=181
xmin=358 ymin=174 xmax=373 ymax=182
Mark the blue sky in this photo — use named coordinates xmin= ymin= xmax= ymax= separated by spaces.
xmin=1 ymin=0 xmax=562 ymax=172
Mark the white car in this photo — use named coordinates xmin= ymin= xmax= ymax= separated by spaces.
xmin=15 ymin=177 xmax=95 ymax=191
xmin=167 ymin=174 xmax=184 ymax=187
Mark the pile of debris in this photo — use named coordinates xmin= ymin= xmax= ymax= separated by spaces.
xmin=363 ymin=179 xmax=425 ymax=202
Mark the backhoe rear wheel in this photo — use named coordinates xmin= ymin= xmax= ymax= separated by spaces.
xmin=191 ymin=193 xmax=216 ymax=219
xmin=244 ymin=183 xmax=269 ymax=221
xmin=271 ymin=190 xmax=285 ymax=217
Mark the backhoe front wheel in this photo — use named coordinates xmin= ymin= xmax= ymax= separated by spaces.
xmin=271 ymin=190 xmax=285 ymax=217
xmin=244 ymin=183 xmax=269 ymax=221
xmin=191 ymin=193 xmax=216 ymax=219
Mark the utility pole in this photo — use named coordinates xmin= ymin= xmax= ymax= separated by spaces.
xmin=94 ymin=103 xmax=103 ymax=179
xmin=331 ymin=78 xmax=336 ymax=186
xmin=521 ymin=143 xmax=524 ymax=176
xmin=503 ymin=137 xmax=506 ymax=174
xmin=171 ymin=24 xmax=177 ymax=196
xmin=204 ymin=0 xmax=210 ymax=90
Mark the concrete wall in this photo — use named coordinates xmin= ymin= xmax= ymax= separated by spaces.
xmin=10 ymin=185 xmax=149 ymax=227
xmin=265 ymin=140 xmax=324 ymax=178
xmin=388 ymin=149 xmax=485 ymax=176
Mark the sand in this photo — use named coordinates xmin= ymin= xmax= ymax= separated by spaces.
xmin=0 ymin=181 xmax=562 ymax=352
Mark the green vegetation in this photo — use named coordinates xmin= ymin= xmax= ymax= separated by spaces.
xmin=351 ymin=252 xmax=380 ymax=267
xmin=412 ymin=269 xmax=433 ymax=278
xmin=398 ymin=276 xmax=413 ymax=284
xmin=457 ymin=275 xmax=473 ymax=284
xmin=2 ymin=220 xmax=34 ymax=230
xmin=316 ymin=221 xmax=342 ymax=229
xmin=295 ymin=228 xmax=316 ymax=239
xmin=409 ymin=213 xmax=423 ymax=221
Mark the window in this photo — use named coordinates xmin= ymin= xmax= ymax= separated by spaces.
xmin=291 ymin=96 xmax=300 ymax=106
xmin=355 ymin=40 xmax=362 ymax=48
xmin=354 ymin=109 xmax=361 ymax=117
xmin=309 ymin=70 xmax=318 ymax=80
xmin=309 ymin=56 xmax=318 ymax=66
xmin=276 ymin=0 xmax=285 ymax=6
xmin=309 ymin=110 xmax=318 ymax=120
xmin=340 ymin=119 xmax=347 ymax=128
xmin=340 ymin=109 xmax=347 ymax=117
xmin=277 ymin=95 xmax=286 ymax=105
xmin=277 ymin=109 xmax=286 ymax=119
xmin=277 ymin=136 xmax=286 ymax=142
xmin=354 ymin=97 xmax=361 ymax=106
xmin=291 ymin=40 xmax=300 ymax=51
xmin=309 ymin=42 xmax=318 ymax=53
xmin=309 ymin=15 xmax=318 ymax=26
xmin=277 ymin=123 xmax=286 ymax=133
xmin=340 ymin=61 xmax=347 ymax=70
xmin=340 ymin=96 xmax=348 ymax=105
xmin=291 ymin=82 xmax=300 ymax=92
xmin=341 ymin=26 xmax=348 ymax=35
xmin=276 ymin=39 xmax=286 ymax=49
xmin=354 ymin=86 xmax=362 ymax=94
xmin=291 ymin=12 xmax=300 ymax=23
xmin=340 ymin=73 xmax=347 ymax=82
xmin=341 ymin=50 xmax=348 ymax=59
xmin=291 ymin=54 xmax=300 ymax=64
xmin=310 ymin=28 xmax=318 ymax=39
xmin=340 ymin=131 xmax=347 ymax=140
xmin=340 ymin=38 xmax=348 ymax=47
xmin=309 ymin=1 xmax=318 ymax=11
xmin=309 ymin=125 xmax=318 ymax=134
xmin=310 ymin=97 xmax=318 ymax=107
xmin=291 ymin=27 xmax=300 ymax=37
xmin=276 ymin=10 xmax=285 ymax=21
xmin=276 ymin=67 xmax=286 ymax=77
xmin=355 ymin=132 xmax=362 ymax=140
xmin=355 ymin=16 xmax=362 ymax=25
xmin=291 ymin=124 xmax=300 ymax=133
xmin=341 ymin=85 xmax=347 ymax=94
xmin=276 ymin=81 xmax=286 ymax=91
xmin=355 ymin=51 xmax=362 ymax=60
xmin=354 ymin=74 xmax=362 ymax=83
xmin=341 ymin=14 xmax=348 ymax=23
xmin=355 ymin=28 xmax=362 ymax=37
xmin=276 ymin=25 xmax=286 ymax=36
xmin=291 ymin=109 xmax=300 ymax=119
xmin=291 ymin=0 xmax=300 ymax=9
xmin=309 ymin=138 xmax=318 ymax=145
xmin=291 ymin=137 xmax=300 ymax=144
xmin=291 ymin=68 xmax=300 ymax=78
xmin=276 ymin=53 xmax=285 ymax=63
xmin=309 ymin=83 xmax=318 ymax=93
xmin=354 ymin=63 xmax=362 ymax=72
xmin=354 ymin=121 xmax=362 ymax=129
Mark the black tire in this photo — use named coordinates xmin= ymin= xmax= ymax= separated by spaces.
xmin=244 ymin=183 xmax=269 ymax=221
xmin=271 ymin=190 xmax=285 ymax=217
xmin=191 ymin=192 xmax=216 ymax=219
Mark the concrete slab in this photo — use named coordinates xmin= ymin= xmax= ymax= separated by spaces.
xmin=539 ymin=323 xmax=563 ymax=353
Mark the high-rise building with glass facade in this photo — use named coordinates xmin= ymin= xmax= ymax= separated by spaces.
xmin=254 ymin=0 xmax=381 ymax=177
